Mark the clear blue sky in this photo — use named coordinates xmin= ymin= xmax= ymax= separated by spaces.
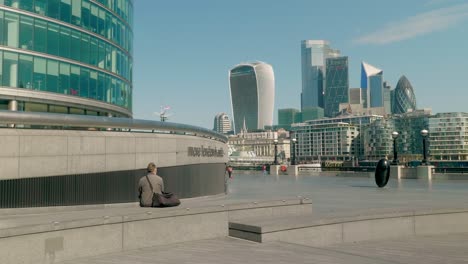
xmin=132 ymin=0 xmax=468 ymax=129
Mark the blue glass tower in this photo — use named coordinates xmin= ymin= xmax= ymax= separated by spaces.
xmin=361 ymin=62 xmax=383 ymax=109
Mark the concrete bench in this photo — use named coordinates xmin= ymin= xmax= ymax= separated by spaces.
xmin=229 ymin=208 xmax=468 ymax=247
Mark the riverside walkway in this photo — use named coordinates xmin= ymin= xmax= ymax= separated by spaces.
xmin=2 ymin=172 xmax=468 ymax=264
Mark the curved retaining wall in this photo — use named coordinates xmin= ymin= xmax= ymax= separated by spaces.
xmin=0 ymin=129 xmax=228 ymax=207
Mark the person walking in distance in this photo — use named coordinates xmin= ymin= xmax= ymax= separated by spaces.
xmin=138 ymin=162 xmax=164 ymax=207
xmin=226 ymin=165 xmax=233 ymax=179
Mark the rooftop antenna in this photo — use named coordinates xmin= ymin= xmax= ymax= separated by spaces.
xmin=153 ymin=105 xmax=173 ymax=122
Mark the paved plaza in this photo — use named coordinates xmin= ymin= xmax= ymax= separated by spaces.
xmin=59 ymin=233 xmax=468 ymax=264
xmin=2 ymin=172 xmax=468 ymax=264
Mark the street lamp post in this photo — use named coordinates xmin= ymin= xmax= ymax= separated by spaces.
xmin=291 ymin=138 xmax=297 ymax=165
xmin=421 ymin=129 xmax=429 ymax=165
xmin=273 ymin=139 xmax=278 ymax=165
xmin=391 ymin=131 xmax=399 ymax=165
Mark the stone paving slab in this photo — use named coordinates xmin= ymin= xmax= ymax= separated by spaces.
xmin=58 ymin=233 xmax=468 ymax=264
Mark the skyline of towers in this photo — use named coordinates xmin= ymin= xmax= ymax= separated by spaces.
xmin=229 ymin=61 xmax=275 ymax=134
xmin=301 ymin=40 xmax=340 ymax=112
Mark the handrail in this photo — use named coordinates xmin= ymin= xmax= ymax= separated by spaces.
xmin=0 ymin=110 xmax=228 ymax=143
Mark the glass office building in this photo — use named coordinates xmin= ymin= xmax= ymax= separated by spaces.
xmin=361 ymin=62 xmax=383 ymax=109
xmin=324 ymin=56 xmax=348 ymax=118
xmin=0 ymin=0 xmax=133 ymax=117
xmin=229 ymin=62 xmax=275 ymax=134
xmin=301 ymin=40 xmax=339 ymax=111
xmin=392 ymin=75 xmax=416 ymax=115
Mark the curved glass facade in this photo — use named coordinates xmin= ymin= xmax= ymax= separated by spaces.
xmin=0 ymin=0 xmax=133 ymax=116
xmin=393 ymin=75 xmax=416 ymax=115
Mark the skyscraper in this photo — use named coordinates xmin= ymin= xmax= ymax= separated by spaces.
xmin=213 ymin=113 xmax=232 ymax=134
xmin=0 ymin=0 xmax=133 ymax=117
xmin=361 ymin=62 xmax=383 ymax=109
xmin=393 ymin=75 xmax=416 ymax=114
xmin=301 ymin=40 xmax=340 ymax=111
xmin=229 ymin=62 xmax=275 ymax=134
xmin=324 ymin=56 xmax=349 ymax=117
xmin=383 ymin=81 xmax=392 ymax=115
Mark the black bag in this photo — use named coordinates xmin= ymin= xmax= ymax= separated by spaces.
xmin=146 ymin=175 xmax=181 ymax=207
xmin=152 ymin=191 xmax=181 ymax=207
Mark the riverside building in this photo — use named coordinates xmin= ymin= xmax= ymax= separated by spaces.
xmin=0 ymin=0 xmax=133 ymax=117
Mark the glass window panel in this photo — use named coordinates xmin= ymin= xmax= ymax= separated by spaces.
xmin=49 ymin=105 xmax=68 ymax=114
xmin=59 ymin=27 xmax=71 ymax=59
xmin=33 ymin=57 xmax=46 ymax=91
xmin=19 ymin=15 xmax=33 ymax=50
xmin=70 ymin=30 xmax=80 ymax=61
xmin=110 ymin=78 xmax=116 ymax=104
xmin=60 ymin=0 xmax=71 ymax=23
xmin=80 ymin=68 xmax=89 ymax=98
xmin=105 ymin=75 xmax=111 ymax=103
xmin=0 ymin=51 xmax=3 ymax=85
xmin=70 ymin=65 xmax=80 ymax=96
xmin=98 ymin=41 xmax=105 ymax=68
xmin=71 ymin=0 xmax=81 ymax=26
xmin=105 ymin=12 xmax=112 ymax=39
xmin=19 ymin=0 xmax=34 ymax=11
xmin=105 ymin=43 xmax=111 ymax=71
xmin=5 ymin=12 xmax=19 ymax=48
xmin=90 ymin=5 xmax=98 ymax=33
xmin=97 ymin=72 xmax=105 ymax=101
xmin=59 ymin=62 xmax=70 ymax=94
xmin=18 ymin=54 xmax=33 ymax=89
xmin=90 ymin=38 xmax=98 ymax=66
xmin=48 ymin=0 xmax=60 ymax=19
xmin=98 ymin=9 xmax=105 ymax=36
xmin=2 ymin=52 xmax=18 ymax=87
xmin=24 ymin=102 xmax=47 ymax=112
xmin=47 ymin=60 xmax=59 ymax=92
xmin=47 ymin=23 xmax=59 ymax=56
xmin=89 ymin=70 xmax=97 ymax=99
xmin=34 ymin=20 xmax=47 ymax=53
xmin=80 ymin=34 xmax=90 ymax=64
xmin=0 ymin=11 xmax=4 ymax=46
xmin=69 ymin=107 xmax=84 ymax=115
xmin=34 ymin=0 xmax=47 ymax=16
xmin=81 ymin=0 xmax=90 ymax=30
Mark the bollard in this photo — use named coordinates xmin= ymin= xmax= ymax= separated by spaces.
xmin=375 ymin=158 xmax=390 ymax=188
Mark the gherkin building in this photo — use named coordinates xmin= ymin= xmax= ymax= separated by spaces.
xmin=392 ymin=75 xmax=416 ymax=114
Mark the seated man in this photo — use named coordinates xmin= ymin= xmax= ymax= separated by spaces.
xmin=138 ymin=162 xmax=164 ymax=207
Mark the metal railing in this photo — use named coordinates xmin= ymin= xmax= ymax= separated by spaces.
xmin=0 ymin=110 xmax=228 ymax=143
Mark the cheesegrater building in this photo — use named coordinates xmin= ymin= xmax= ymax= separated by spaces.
xmin=0 ymin=0 xmax=133 ymax=117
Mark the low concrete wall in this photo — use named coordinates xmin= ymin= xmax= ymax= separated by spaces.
xmin=0 ymin=129 xmax=227 ymax=180
xmin=0 ymin=199 xmax=310 ymax=264
xmin=0 ymin=129 xmax=228 ymax=207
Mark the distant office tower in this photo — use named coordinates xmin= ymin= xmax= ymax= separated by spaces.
xmin=301 ymin=107 xmax=324 ymax=122
xmin=392 ymin=76 xmax=416 ymax=114
xmin=229 ymin=62 xmax=275 ymax=134
xmin=301 ymin=40 xmax=340 ymax=111
xmin=213 ymin=113 xmax=232 ymax=134
xmin=349 ymin=88 xmax=362 ymax=105
xmin=324 ymin=56 xmax=349 ymax=117
xmin=383 ymin=81 xmax=392 ymax=115
xmin=278 ymin=108 xmax=301 ymax=129
xmin=361 ymin=62 xmax=383 ymax=108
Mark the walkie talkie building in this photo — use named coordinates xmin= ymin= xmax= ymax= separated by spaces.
xmin=0 ymin=0 xmax=133 ymax=117
xmin=229 ymin=61 xmax=275 ymax=134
